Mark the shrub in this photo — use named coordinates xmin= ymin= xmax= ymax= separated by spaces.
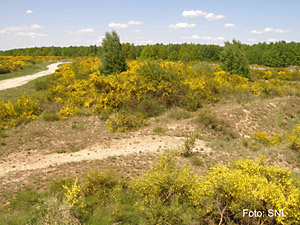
xmin=252 ymin=131 xmax=283 ymax=146
xmin=42 ymin=111 xmax=60 ymax=121
xmin=197 ymin=108 xmax=238 ymax=138
xmin=34 ymin=80 xmax=50 ymax=91
xmin=153 ymin=126 xmax=165 ymax=134
xmin=168 ymin=107 xmax=191 ymax=120
xmin=50 ymin=177 xmax=75 ymax=199
xmin=135 ymin=95 xmax=165 ymax=118
xmin=289 ymin=125 xmax=300 ymax=151
xmin=180 ymin=135 xmax=196 ymax=157
xmin=131 ymin=150 xmax=202 ymax=223
xmin=0 ymin=94 xmax=41 ymax=130
xmin=192 ymin=61 xmax=214 ymax=74
xmin=82 ymin=170 xmax=120 ymax=198
xmin=201 ymin=157 xmax=300 ymax=224
xmin=105 ymin=112 xmax=149 ymax=132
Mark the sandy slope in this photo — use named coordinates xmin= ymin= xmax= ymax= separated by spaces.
xmin=0 ymin=62 xmax=63 ymax=91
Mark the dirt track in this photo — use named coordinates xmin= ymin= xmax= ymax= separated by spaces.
xmin=0 ymin=62 xmax=63 ymax=91
xmin=0 ymin=133 xmax=210 ymax=178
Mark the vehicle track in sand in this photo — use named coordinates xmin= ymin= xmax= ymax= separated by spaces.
xmin=0 ymin=62 xmax=66 ymax=90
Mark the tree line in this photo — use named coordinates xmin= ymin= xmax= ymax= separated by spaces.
xmin=1 ymin=41 xmax=300 ymax=67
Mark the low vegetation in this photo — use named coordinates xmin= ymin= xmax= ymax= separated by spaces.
xmin=1 ymin=151 xmax=299 ymax=224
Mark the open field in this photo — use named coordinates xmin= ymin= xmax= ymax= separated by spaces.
xmin=1 ymin=56 xmax=300 ymax=224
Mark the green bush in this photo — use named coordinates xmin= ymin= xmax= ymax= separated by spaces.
xmin=82 ymin=170 xmax=120 ymax=198
xmin=34 ymin=80 xmax=50 ymax=91
xmin=135 ymin=95 xmax=166 ymax=118
xmin=181 ymin=135 xmax=196 ymax=157
xmin=131 ymin=150 xmax=202 ymax=224
xmin=42 ymin=111 xmax=60 ymax=121
xmin=106 ymin=112 xmax=149 ymax=132
xmin=192 ymin=61 xmax=214 ymax=74
xmin=153 ymin=126 xmax=166 ymax=134
xmin=168 ymin=107 xmax=191 ymax=120
xmin=197 ymin=108 xmax=238 ymax=139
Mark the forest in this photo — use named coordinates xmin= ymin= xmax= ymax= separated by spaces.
xmin=1 ymin=41 xmax=300 ymax=67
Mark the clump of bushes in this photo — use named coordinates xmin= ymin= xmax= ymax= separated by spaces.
xmin=105 ymin=112 xmax=149 ymax=132
xmin=2 ymin=152 xmax=300 ymax=224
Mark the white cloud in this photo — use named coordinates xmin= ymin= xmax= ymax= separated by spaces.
xmin=169 ymin=23 xmax=196 ymax=29
xmin=224 ymin=23 xmax=236 ymax=28
xmin=77 ymin=28 xmax=94 ymax=33
xmin=135 ymin=29 xmax=140 ymax=32
xmin=205 ymin=13 xmax=225 ymax=21
xmin=182 ymin=10 xmax=225 ymax=21
xmin=181 ymin=35 xmax=225 ymax=41
xmin=268 ymin=38 xmax=278 ymax=42
xmin=108 ymin=21 xmax=144 ymax=29
xmin=250 ymin=27 xmax=290 ymax=34
xmin=18 ymin=32 xmax=47 ymax=38
xmin=26 ymin=10 xmax=33 ymax=14
xmin=264 ymin=27 xmax=289 ymax=33
xmin=127 ymin=21 xmax=144 ymax=25
xmin=30 ymin=24 xmax=43 ymax=29
xmin=136 ymin=40 xmax=153 ymax=45
xmin=0 ymin=24 xmax=43 ymax=34
xmin=108 ymin=23 xmax=129 ymax=29
xmin=250 ymin=30 xmax=263 ymax=34
xmin=182 ymin=10 xmax=207 ymax=18
xmin=248 ymin=39 xmax=256 ymax=42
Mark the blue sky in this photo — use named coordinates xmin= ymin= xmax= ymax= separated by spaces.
xmin=0 ymin=0 xmax=299 ymax=50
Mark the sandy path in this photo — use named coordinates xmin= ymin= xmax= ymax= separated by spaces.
xmin=0 ymin=62 xmax=64 ymax=91
xmin=0 ymin=133 xmax=210 ymax=178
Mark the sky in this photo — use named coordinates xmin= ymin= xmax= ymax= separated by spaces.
xmin=0 ymin=0 xmax=299 ymax=50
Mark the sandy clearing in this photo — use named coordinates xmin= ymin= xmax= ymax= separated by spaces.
xmin=0 ymin=62 xmax=65 ymax=91
xmin=0 ymin=133 xmax=210 ymax=178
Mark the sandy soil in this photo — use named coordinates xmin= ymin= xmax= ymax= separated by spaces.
xmin=0 ymin=62 xmax=63 ymax=91
xmin=0 ymin=132 xmax=210 ymax=178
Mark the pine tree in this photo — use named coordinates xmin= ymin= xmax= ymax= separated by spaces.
xmin=100 ymin=31 xmax=127 ymax=75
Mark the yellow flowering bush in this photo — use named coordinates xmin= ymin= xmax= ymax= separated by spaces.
xmin=252 ymin=131 xmax=283 ymax=146
xmin=201 ymin=157 xmax=300 ymax=224
xmin=130 ymin=151 xmax=300 ymax=224
xmin=0 ymin=94 xmax=41 ymax=130
xmin=131 ymin=150 xmax=203 ymax=224
xmin=288 ymin=125 xmax=300 ymax=151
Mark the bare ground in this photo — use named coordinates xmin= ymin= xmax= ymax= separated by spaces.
xmin=1 ymin=96 xmax=300 ymax=200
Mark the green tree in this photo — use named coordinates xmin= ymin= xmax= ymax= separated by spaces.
xmin=100 ymin=31 xmax=127 ymax=75
xmin=220 ymin=40 xmax=250 ymax=78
